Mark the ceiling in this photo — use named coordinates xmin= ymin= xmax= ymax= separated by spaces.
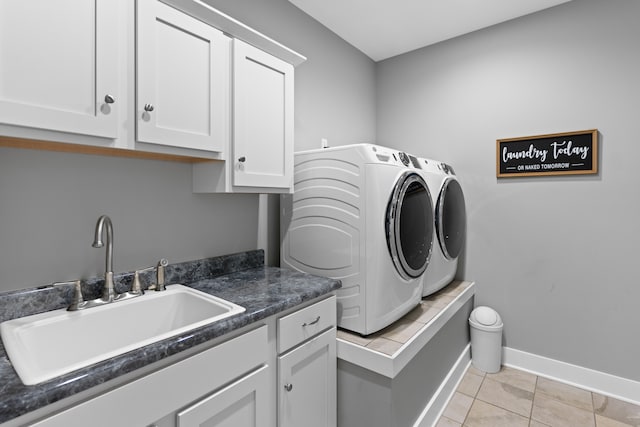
xmin=288 ymin=0 xmax=572 ymax=62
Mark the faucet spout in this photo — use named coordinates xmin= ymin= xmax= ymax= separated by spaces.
xmin=92 ymin=215 xmax=115 ymax=301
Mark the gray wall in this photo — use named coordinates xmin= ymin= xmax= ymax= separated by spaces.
xmin=0 ymin=148 xmax=258 ymax=291
xmin=376 ymin=0 xmax=640 ymax=381
xmin=0 ymin=0 xmax=376 ymax=292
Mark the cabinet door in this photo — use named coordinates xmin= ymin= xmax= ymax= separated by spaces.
xmin=233 ymin=40 xmax=294 ymax=189
xmin=278 ymin=328 xmax=336 ymax=427
xmin=137 ymin=0 xmax=229 ymax=152
xmin=0 ymin=0 xmax=118 ymax=138
xmin=177 ymin=365 xmax=269 ymax=427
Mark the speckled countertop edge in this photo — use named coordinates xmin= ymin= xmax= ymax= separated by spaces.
xmin=0 ymin=251 xmax=341 ymax=424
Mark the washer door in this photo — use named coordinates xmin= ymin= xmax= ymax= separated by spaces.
xmin=436 ymin=178 xmax=466 ymax=260
xmin=386 ymin=172 xmax=434 ymax=280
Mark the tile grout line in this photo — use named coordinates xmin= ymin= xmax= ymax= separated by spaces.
xmin=530 ymin=374 xmax=539 ymax=427
xmin=462 ymin=367 xmax=485 ymax=426
xmin=591 ymin=391 xmax=597 ymax=427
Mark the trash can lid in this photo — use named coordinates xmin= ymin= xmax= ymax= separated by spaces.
xmin=470 ymin=306 xmax=502 ymax=327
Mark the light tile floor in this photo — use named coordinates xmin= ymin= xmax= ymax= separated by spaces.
xmin=437 ymin=366 xmax=640 ymax=427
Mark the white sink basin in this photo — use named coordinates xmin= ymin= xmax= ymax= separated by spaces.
xmin=0 ymin=284 xmax=245 ymax=385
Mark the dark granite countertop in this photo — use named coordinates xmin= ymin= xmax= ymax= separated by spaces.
xmin=0 ymin=250 xmax=341 ymax=425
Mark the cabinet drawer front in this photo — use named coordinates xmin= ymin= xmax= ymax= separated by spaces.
xmin=278 ymin=296 xmax=336 ymax=353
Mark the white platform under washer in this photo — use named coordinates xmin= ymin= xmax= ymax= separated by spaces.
xmin=281 ymin=144 xmax=435 ymax=335
xmin=417 ymin=157 xmax=466 ymax=297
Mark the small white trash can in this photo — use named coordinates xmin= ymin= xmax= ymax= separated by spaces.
xmin=469 ymin=306 xmax=503 ymax=373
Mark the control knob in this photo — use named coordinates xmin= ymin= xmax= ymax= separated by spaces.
xmin=398 ymin=152 xmax=410 ymax=166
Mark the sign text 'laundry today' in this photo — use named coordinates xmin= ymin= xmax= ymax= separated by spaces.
xmin=496 ymin=129 xmax=598 ymax=178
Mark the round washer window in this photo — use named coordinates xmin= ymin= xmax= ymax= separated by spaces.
xmin=386 ymin=172 xmax=434 ymax=280
xmin=436 ymin=178 xmax=466 ymax=260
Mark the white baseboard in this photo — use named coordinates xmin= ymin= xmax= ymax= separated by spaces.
xmin=503 ymin=347 xmax=640 ymax=406
xmin=414 ymin=344 xmax=471 ymax=427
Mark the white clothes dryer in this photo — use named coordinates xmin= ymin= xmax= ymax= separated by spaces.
xmin=417 ymin=157 xmax=466 ymax=297
xmin=281 ymin=144 xmax=434 ymax=335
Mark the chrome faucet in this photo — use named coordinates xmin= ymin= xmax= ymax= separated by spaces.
xmin=92 ymin=215 xmax=116 ymax=302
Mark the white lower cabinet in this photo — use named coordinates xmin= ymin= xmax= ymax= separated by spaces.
xmin=30 ymin=326 xmax=268 ymax=427
xmin=176 ymin=365 xmax=269 ymax=427
xmin=25 ymin=296 xmax=336 ymax=427
xmin=278 ymin=329 xmax=336 ymax=427
xmin=276 ymin=296 xmax=337 ymax=427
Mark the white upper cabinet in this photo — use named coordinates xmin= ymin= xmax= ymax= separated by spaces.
xmin=193 ymin=39 xmax=298 ymax=193
xmin=0 ymin=0 xmax=304 ymax=185
xmin=136 ymin=0 xmax=230 ymax=153
xmin=232 ymin=40 xmax=294 ymax=190
xmin=0 ymin=0 xmax=118 ymax=138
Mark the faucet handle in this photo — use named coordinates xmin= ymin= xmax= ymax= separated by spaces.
xmin=131 ymin=265 xmax=155 ymax=291
xmin=146 ymin=258 xmax=169 ymax=292
xmin=54 ymin=280 xmax=86 ymax=311
xmin=155 ymin=258 xmax=168 ymax=291
xmin=113 ymin=268 xmax=147 ymax=302
xmin=131 ymin=271 xmax=144 ymax=295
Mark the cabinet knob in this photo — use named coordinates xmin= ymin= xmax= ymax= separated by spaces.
xmin=104 ymin=94 xmax=115 ymax=104
xmin=238 ymin=156 xmax=246 ymax=163
xmin=284 ymin=383 xmax=293 ymax=392
xmin=144 ymin=103 xmax=154 ymax=112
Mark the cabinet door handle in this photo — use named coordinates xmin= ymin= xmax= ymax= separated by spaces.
xmin=284 ymin=383 xmax=293 ymax=392
xmin=104 ymin=94 xmax=115 ymax=104
xmin=144 ymin=103 xmax=154 ymax=112
xmin=302 ymin=316 xmax=320 ymax=327
xmin=238 ymin=156 xmax=246 ymax=163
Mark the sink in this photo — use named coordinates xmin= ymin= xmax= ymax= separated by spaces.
xmin=0 ymin=284 xmax=245 ymax=385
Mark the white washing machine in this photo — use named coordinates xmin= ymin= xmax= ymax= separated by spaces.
xmin=281 ymin=144 xmax=435 ymax=335
xmin=417 ymin=157 xmax=466 ymax=297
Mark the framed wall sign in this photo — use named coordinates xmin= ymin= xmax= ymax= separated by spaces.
xmin=497 ymin=129 xmax=598 ymax=178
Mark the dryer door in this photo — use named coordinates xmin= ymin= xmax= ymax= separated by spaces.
xmin=436 ymin=177 xmax=466 ymax=260
xmin=386 ymin=172 xmax=434 ymax=280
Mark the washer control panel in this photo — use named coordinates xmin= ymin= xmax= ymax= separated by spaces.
xmin=369 ymin=145 xmax=425 ymax=171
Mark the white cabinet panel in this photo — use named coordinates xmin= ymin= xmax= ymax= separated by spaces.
xmin=278 ymin=296 xmax=336 ymax=354
xmin=232 ymin=39 xmax=294 ymax=189
xmin=278 ymin=328 xmax=337 ymax=427
xmin=177 ymin=365 xmax=269 ymax=427
xmin=137 ymin=0 xmax=230 ymax=152
xmin=0 ymin=0 xmax=118 ymax=138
